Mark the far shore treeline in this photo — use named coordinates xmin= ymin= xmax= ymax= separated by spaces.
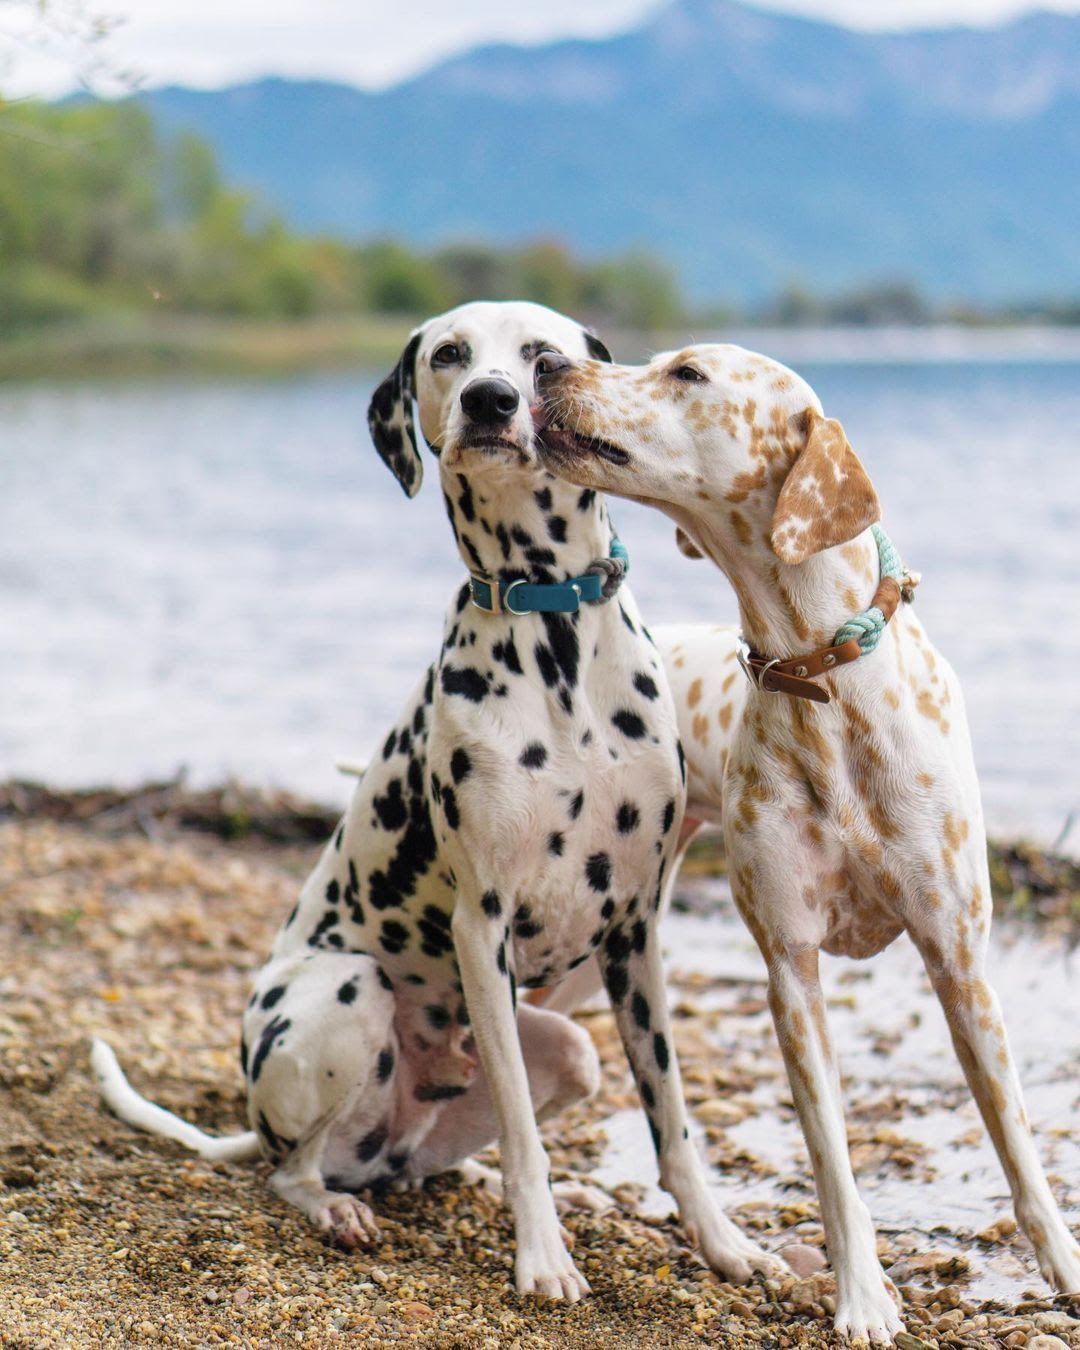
xmin=2 ymin=98 xmax=1079 ymax=374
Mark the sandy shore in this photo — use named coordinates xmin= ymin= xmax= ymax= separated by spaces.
xmin=1 ymin=796 xmax=1078 ymax=1348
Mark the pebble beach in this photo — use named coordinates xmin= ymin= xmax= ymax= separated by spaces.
xmin=1 ymin=786 xmax=1078 ymax=1348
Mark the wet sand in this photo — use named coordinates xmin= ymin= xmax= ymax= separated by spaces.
xmin=1 ymin=810 xmax=1078 ymax=1348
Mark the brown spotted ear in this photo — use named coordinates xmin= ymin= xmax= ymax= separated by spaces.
xmin=770 ymin=408 xmax=880 ymax=565
xmin=675 ymin=527 xmax=704 ymax=559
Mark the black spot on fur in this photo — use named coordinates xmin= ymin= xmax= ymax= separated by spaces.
xmin=617 ymin=802 xmax=640 ymax=834
xmin=450 ymin=748 xmax=472 ymax=783
xmin=653 ymin=1033 xmax=670 ymax=1073
xmin=425 ymin=1004 xmax=451 ymax=1030
xmin=569 ymin=790 xmax=584 ymax=820
xmin=514 ymin=905 xmax=543 ymax=940
xmin=325 ymin=878 xmax=340 ymax=904
xmin=307 ymin=909 xmax=340 ymax=948
xmin=260 ymin=985 xmax=287 ymax=1011
xmin=640 ymin=1079 xmax=655 ymax=1111
xmin=456 ymin=473 xmax=476 ymax=523
xmin=379 ymin=920 xmax=409 ymax=955
xmin=441 ymin=785 xmax=460 ymax=830
xmin=577 ymin=489 xmax=595 ymax=512
xmin=482 ymin=889 xmax=502 ymax=919
xmin=250 ymin=1015 xmax=290 ymax=1083
xmin=377 ymin=965 xmax=394 ymax=992
xmin=540 ymin=612 xmax=579 ymax=689
xmin=377 ymin=1047 xmax=395 ymax=1082
xmin=633 ymin=672 xmax=659 ymax=700
xmin=415 ymin=1083 xmax=467 ymax=1102
xmin=373 ymin=779 xmax=408 ymax=831
xmin=632 ymin=991 xmax=651 ymax=1032
xmin=419 ymin=904 xmax=453 ymax=959
xmin=548 ymin=831 xmax=564 ymax=857
xmin=547 ymin=516 xmax=567 ymax=543
xmin=612 ymin=709 xmax=646 ymax=739
xmin=519 ymin=742 xmax=547 ymax=769
xmin=534 ymin=642 xmax=559 ymax=687
xmin=356 ymin=1125 xmax=388 ymax=1163
xmin=662 ymin=798 xmax=676 ymax=833
xmin=586 ymin=853 xmax=611 ymax=892
xmin=492 ymin=634 xmax=523 ymax=675
xmin=606 ymin=962 xmax=629 ymax=1004
xmin=441 ymin=665 xmax=489 ymax=702
xmin=337 ymin=978 xmax=359 ymax=1005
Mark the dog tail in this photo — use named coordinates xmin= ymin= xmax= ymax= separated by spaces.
xmin=90 ymin=1038 xmax=261 ymax=1164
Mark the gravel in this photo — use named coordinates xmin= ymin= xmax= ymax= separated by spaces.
xmin=2 ymin=816 xmax=1078 ymax=1348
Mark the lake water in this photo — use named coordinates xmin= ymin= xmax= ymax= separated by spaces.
xmin=2 ymin=331 xmax=1079 ymax=845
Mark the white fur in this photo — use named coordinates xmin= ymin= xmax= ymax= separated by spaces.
xmin=92 ymin=308 xmax=778 ymax=1302
xmin=539 ymin=342 xmax=1080 ymax=1342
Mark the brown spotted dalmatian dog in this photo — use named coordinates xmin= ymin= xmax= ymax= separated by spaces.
xmin=92 ymin=303 xmax=782 ymax=1303
xmin=535 ymin=343 xmax=1080 ymax=1341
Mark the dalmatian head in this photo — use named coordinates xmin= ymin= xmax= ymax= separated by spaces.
xmin=536 ymin=343 xmax=880 ymax=567
xmin=367 ymin=301 xmax=612 ymax=498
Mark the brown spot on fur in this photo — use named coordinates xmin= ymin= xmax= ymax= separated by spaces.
xmin=687 ymin=678 xmax=703 ymax=709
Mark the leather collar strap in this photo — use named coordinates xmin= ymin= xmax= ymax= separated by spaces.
xmin=738 ymin=574 xmax=903 ymax=704
xmin=469 ymin=539 xmax=628 ymax=616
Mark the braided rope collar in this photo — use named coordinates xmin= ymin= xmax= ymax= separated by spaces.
xmin=468 ymin=538 xmax=629 ymax=616
xmin=738 ymin=525 xmax=919 ymax=704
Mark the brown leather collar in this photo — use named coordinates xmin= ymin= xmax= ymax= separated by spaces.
xmin=738 ymin=575 xmax=903 ymax=704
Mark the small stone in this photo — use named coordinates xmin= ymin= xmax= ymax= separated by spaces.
xmin=778 ymin=1243 xmax=826 ymax=1277
xmin=1026 ymin=1337 xmax=1070 ymax=1350
xmin=1033 ymin=1313 xmax=1080 ymax=1334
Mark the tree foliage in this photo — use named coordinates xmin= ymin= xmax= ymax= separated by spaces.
xmin=0 ymin=99 xmax=686 ymax=332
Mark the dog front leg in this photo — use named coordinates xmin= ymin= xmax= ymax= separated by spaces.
xmin=764 ymin=943 xmax=904 ymax=1343
xmin=601 ymin=916 xmax=785 ymax=1283
xmin=451 ymin=897 xmax=591 ymax=1301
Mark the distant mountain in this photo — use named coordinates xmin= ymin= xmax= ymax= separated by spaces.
xmin=138 ymin=0 xmax=1080 ymax=305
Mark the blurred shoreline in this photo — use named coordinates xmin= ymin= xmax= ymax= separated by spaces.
xmin=5 ymin=316 xmax=1080 ymax=382
xmin=2 ymin=777 xmax=1077 ymax=936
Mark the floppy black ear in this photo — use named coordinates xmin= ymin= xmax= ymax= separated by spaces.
xmin=583 ymin=331 xmax=613 ymax=363
xmin=367 ymin=330 xmax=423 ymax=498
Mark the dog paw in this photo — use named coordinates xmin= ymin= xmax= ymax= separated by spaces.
xmin=834 ymin=1278 xmax=904 ymax=1344
xmin=551 ymin=1179 xmax=616 ymax=1216
xmin=1038 ymin=1236 xmax=1080 ymax=1294
xmin=686 ymin=1216 xmax=786 ymax=1284
xmin=516 ymin=1234 xmax=591 ymax=1302
xmin=317 ymin=1195 xmax=380 ymax=1250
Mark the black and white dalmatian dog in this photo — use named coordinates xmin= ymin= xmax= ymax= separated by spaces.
xmin=93 ymin=301 xmax=781 ymax=1301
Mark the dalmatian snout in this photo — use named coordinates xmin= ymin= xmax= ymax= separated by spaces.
xmin=460 ymin=377 xmax=520 ymax=426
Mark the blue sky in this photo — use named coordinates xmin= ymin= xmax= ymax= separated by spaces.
xmin=5 ymin=0 xmax=1080 ymax=97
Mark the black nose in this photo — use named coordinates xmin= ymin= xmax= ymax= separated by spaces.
xmin=535 ymin=352 xmax=575 ymax=382
xmin=460 ymin=377 xmax=520 ymax=425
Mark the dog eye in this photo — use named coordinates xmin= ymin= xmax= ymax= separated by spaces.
xmin=672 ymin=365 xmax=706 ymax=383
xmin=432 ymin=343 xmax=462 ymax=367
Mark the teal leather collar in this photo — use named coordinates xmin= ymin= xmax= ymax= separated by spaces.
xmin=469 ymin=539 xmax=629 ymax=616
